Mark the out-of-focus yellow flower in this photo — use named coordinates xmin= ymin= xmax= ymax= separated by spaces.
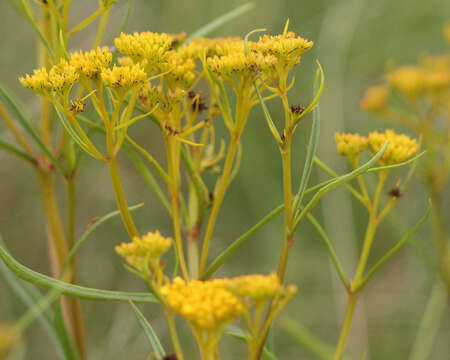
xmin=444 ymin=22 xmax=450 ymax=44
xmin=115 ymin=231 xmax=172 ymax=272
xmin=361 ymin=86 xmax=388 ymax=112
xmin=101 ymin=64 xmax=147 ymax=94
xmin=139 ymin=83 xmax=162 ymax=110
xmin=0 ymin=325 xmax=19 ymax=357
xmin=421 ymin=55 xmax=450 ymax=92
xmin=368 ymin=129 xmax=418 ymax=165
xmin=335 ymin=132 xmax=369 ymax=164
xmin=69 ymin=47 xmax=112 ymax=80
xmin=228 ymin=273 xmax=281 ymax=303
xmin=386 ymin=66 xmax=425 ymax=96
xmin=161 ymin=277 xmax=245 ymax=331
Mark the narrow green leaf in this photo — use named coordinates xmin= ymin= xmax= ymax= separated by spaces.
xmin=187 ymin=2 xmax=255 ymax=42
xmin=355 ymin=202 xmax=431 ymax=292
xmin=202 ymin=204 xmax=284 ymax=280
xmin=0 ymin=83 xmax=65 ymax=175
xmin=280 ymin=317 xmax=344 ymax=360
xmin=129 ymin=301 xmax=165 ymax=358
xmin=19 ymin=0 xmax=55 ymax=61
xmin=123 ymin=145 xmax=172 ymax=216
xmin=306 ymin=213 xmax=349 ymax=290
xmin=226 ymin=326 xmax=277 ymax=360
xmin=367 ymin=151 xmax=426 ymax=173
xmin=0 ymin=138 xmax=37 ymax=166
xmin=52 ymin=301 xmax=81 ymax=360
xmin=292 ymin=141 xmax=388 ymax=233
xmin=0 ymin=246 xmax=157 ymax=303
xmin=0 ymin=240 xmax=66 ymax=359
xmin=291 ymin=61 xmax=324 ymax=129
xmin=244 ymin=28 xmax=282 ymax=144
xmin=54 ymin=106 xmax=99 ymax=159
xmin=294 ymin=101 xmax=320 ymax=212
xmin=60 ymin=203 xmax=144 ymax=277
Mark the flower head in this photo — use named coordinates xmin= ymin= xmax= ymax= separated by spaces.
xmin=250 ymin=31 xmax=314 ymax=74
xmin=69 ymin=47 xmax=112 ymax=80
xmin=335 ymin=132 xmax=369 ymax=165
xmin=228 ymin=273 xmax=281 ymax=303
xmin=361 ymin=86 xmax=388 ymax=112
xmin=161 ymin=277 xmax=245 ymax=331
xmin=115 ymin=231 xmax=172 ymax=272
xmin=20 ymin=60 xmax=79 ymax=95
xmin=368 ymin=129 xmax=418 ymax=165
xmin=101 ymin=64 xmax=147 ymax=94
xmin=386 ymin=66 xmax=425 ymax=96
xmin=114 ymin=32 xmax=173 ymax=71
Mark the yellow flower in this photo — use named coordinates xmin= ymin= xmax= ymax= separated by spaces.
xmin=0 ymin=325 xmax=19 ymax=357
xmin=386 ymin=66 xmax=425 ymax=96
xmin=101 ymin=64 xmax=147 ymax=93
xmin=114 ymin=32 xmax=173 ymax=70
xmin=335 ymin=132 xmax=369 ymax=164
xmin=115 ymin=231 xmax=172 ymax=272
xmin=421 ymin=55 xmax=450 ymax=92
xmin=19 ymin=68 xmax=52 ymax=94
xmin=444 ymin=22 xmax=450 ymax=44
xmin=69 ymin=47 xmax=112 ymax=80
xmin=20 ymin=60 xmax=79 ymax=95
xmin=361 ymin=86 xmax=388 ymax=112
xmin=250 ymin=31 xmax=314 ymax=75
xmin=161 ymin=277 xmax=244 ymax=331
xmin=159 ymin=51 xmax=196 ymax=90
xmin=229 ymin=273 xmax=281 ymax=303
xmin=368 ymin=129 xmax=418 ymax=165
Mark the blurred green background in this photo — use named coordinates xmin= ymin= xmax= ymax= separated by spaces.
xmin=0 ymin=0 xmax=449 ymax=358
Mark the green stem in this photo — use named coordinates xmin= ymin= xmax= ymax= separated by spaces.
xmin=333 ymin=295 xmax=357 ymax=360
xmin=198 ymin=133 xmax=239 ymax=276
xmin=108 ymin=157 xmax=139 ymax=239
xmin=166 ymin=310 xmax=184 ymax=360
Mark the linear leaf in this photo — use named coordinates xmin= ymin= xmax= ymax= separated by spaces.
xmin=292 ymin=141 xmax=388 ymax=233
xmin=187 ymin=3 xmax=255 ymax=42
xmin=129 ymin=302 xmax=165 ymax=358
xmin=294 ymin=101 xmax=320 ymax=212
xmin=0 ymin=138 xmax=37 ymax=166
xmin=355 ymin=203 xmax=431 ymax=292
xmin=0 ymin=246 xmax=157 ymax=303
xmin=0 ymin=83 xmax=65 ymax=174
xmin=226 ymin=326 xmax=277 ymax=360
xmin=202 ymin=204 xmax=284 ymax=280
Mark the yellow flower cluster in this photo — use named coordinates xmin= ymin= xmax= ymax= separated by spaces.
xmin=368 ymin=129 xmax=418 ymax=165
xmin=250 ymin=32 xmax=314 ymax=72
xmin=335 ymin=132 xmax=369 ymax=164
xmin=161 ymin=277 xmax=245 ymax=331
xmin=360 ymin=85 xmax=388 ymax=112
xmin=114 ymin=32 xmax=173 ymax=70
xmin=228 ymin=273 xmax=281 ymax=303
xmin=386 ymin=66 xmax=426 ymax=96
xmin=207 ymin=50 xmax=277 ymax=79
xmin=69 ymin=47 xmax=112 ymax=80
xmin=101 ymin=64 xmax=147 ymax=94
xmin=115 ymin=231 xmax=172 ymax=272
xmin=20 ymin=60 xmax=79 ymax=95
xmin=159 ymin=51 xmax=196 ymax=89
xmin=445 ymin=22 xmax=450 ymax=44
xmin=0 ymin=325 xmax=18 ymax=357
